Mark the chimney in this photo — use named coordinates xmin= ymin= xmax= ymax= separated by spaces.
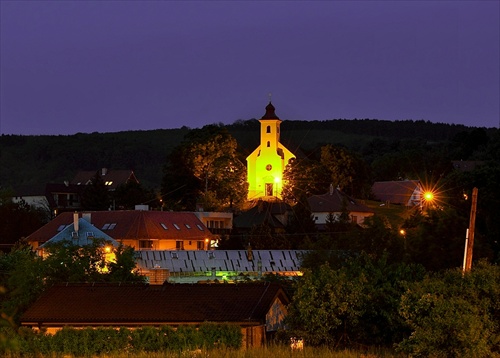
xmin=247 ymin=243 xmax=253 ymax=261
xmin=329 ymin=183 xmax=334 ymax=195
xmin=73 ymin=212 xmax=79 ymax=232
xmin=101 ymin=168 xmax=108 ymax=176
xmin=82 ymin=213 xmax=91 ymax=223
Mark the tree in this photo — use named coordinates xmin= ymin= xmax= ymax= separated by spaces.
xmin=161 ymin=125 xmax=247 ymax=211
xmin=113 ymin=181 xmax=157 ymax=210
xmin=398 ymin=261 xmax=500 ymax=357
xmin=0 ymin=240 xmax=144 ymax=324
xmin=0 ymin=196 xmax=47 ymax=250
xmin=80 ymin=171 xmax=109 ymax=210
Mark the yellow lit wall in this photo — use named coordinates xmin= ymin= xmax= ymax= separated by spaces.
xmin=246 ymin=103 xmax=295 ymax=200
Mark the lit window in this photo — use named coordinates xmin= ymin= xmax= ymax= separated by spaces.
xmin=139 ymin=240 xmax=153 ymax=249
xmin=160 ymin=223 xmax=168 ymax=230
xmin=173 ymin=224 xmax=180 ymax=230
xmin=105 ymin=181 xmax=113 ymax=186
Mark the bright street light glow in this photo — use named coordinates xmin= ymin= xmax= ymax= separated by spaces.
xmin=424 ymin=192 xmax=434 ymax=201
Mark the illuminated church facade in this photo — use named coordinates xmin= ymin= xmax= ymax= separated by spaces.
xmin=246 ymin=102 xmax=295 ymax=200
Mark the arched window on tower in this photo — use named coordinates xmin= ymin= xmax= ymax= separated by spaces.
xmin=267 ymin=141 xmax=270 ymax=147
xmin=266 ymin=125 xmax=271 ymax=133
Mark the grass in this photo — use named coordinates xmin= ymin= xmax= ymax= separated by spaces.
xmin=2 ymin=346 xmax=406 ymax=358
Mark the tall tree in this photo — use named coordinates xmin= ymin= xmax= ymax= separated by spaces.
xmin=161 ymin=125 xmax=247 ymax=211
xmin=80 ymin=171 xmax=109 ymax=211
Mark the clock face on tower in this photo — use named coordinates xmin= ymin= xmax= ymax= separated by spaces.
xmin=266 ymin=164 xmax=272 ymax=171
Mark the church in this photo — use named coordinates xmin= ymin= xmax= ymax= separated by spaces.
xmin=246 ymin=102 xmax=295 ymax=200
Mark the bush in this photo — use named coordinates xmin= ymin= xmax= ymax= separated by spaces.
xmin=5 ymin=323 xmax=242 ymax=356
xmin=398 ymin=261 xmax=500 ymax=357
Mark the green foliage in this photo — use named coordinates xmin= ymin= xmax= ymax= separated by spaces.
xmin=2 ymin=324 xmax=242 ymax=356
xmin=288 ymin=253 xmax=425 ymax=347
xmin=398 ymin=261 xmax=500 ymax=357
xmin=0 ymin=241 xmax=144 ymax=325
xmin=162 ymin=124 xmax=248 ymax=211
xmin=0 ymin=195 xmax=48 ymax=248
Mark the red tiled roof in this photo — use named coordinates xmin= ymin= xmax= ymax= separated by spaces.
xmin=26 ymin=211 xmax=213 ymax=244
xmin=21 ymin=282 xmax=289 ymax=326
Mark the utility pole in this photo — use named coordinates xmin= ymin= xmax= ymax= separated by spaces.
xmin=463 ymin=187 xmax=478 ymax=273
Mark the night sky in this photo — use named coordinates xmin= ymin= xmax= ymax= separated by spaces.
xmin=1 ymin=1 xmax=499 ymax=135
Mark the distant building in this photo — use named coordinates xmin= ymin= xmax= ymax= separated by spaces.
xmin=308 ymin=185 xmax=374 ymax=229
xmin=246 ymin=102 xmax=295 ymax=200
xmin=372 ymin=180 xmax=423 ymax=206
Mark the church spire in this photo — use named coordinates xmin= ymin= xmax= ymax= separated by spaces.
xmin=261 ymin=101 xmax=280 ymax=120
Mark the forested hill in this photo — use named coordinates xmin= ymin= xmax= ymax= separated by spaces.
xmin=1 ymin=118 xmax=495 ymax=192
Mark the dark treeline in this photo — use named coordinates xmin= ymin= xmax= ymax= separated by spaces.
xmin=1 ymin=119 xmax=497 ymax=192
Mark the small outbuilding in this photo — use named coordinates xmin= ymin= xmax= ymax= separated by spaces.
xmin=20 ymin=282 xmax=290 ymax=348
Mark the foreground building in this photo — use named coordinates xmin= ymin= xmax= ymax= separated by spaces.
xmin=20 ymin=282 xmax=289 ymax=348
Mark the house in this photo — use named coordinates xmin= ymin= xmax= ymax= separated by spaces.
xmin=308 ymin=185 xmax=374 ymax=229
xmin=38 ymin=213 xmax=119 ymax=253
xmin=45 ymin=182 xmax=84 ymax=215
xmin=193 ymin=211 xmax=233 ymax=236
xmin=233 ymin=199 xmax=292 ymax=233
xmin=371 ymin=180 xmax=423 ymax=207
xmin=45 ymin=168 xmax=139 ymax=215
xmin=26 ymin=210 xmax=215 ymax=251
xmin=246 ymin=102 xmax=295 ymax=200
xmin=20 ymin=282 xmax=290 ymax=348
xmin=11 ymin=184 xmax=49 ymax=212
xmin=135 ymin=249 xmax=306 ymax=284
xmin=71 ymin=168 xmax=139 ymax=191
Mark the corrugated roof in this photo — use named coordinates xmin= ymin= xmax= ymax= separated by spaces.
xmin=136 ymin=250 xmax=306 ymax=274
xmin=27 ymin=211 xmax=213 ymax=244
xmin=20 ymin=282 xmax=289 ymax=325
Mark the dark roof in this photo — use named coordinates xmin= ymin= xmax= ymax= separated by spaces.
xmin=261 ymin=102 xmax=280 ymax=120
xmin=71 ymin=169 xmax=138 ymax=190
xmin=21 ymin=282 xmax=289 ymax=326
xmin=26 ymin=211 xmax=213 ymax=245
xmin=308 ymin=188 xmax=373 ymax=214
xmin=372 ymin=180 xmax=421 ymax=205
xmin=234 ymin=200 xmax=290 ymax=229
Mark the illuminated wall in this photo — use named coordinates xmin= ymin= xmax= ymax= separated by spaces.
xmin=246 ymin=103 xmax=295 ymax=200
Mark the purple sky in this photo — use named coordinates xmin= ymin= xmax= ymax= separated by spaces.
xmin=1 ymin=1 xmax=499 ymax=135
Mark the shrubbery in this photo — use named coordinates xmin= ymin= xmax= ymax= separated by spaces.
xmin=1 ymin=323 xmax=242 ymax=356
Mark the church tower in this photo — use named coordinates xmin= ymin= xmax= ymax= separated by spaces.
xmin=246 ymin=102 xmax=295 ymax=200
